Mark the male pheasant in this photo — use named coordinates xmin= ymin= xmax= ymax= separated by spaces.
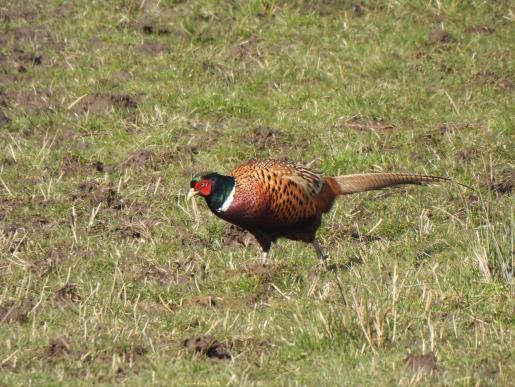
xmin=187 ymin=159 xmax=448 ymax=263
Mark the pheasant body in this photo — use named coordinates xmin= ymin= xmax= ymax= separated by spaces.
xmin=189 ymin=159 xmax=448 ymax=262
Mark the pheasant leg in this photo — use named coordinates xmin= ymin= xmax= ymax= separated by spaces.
xmin=312 ymin=238 xmax=328 ymax=263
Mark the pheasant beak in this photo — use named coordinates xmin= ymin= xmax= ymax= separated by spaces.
xmin=187 ymin=188 xmax=199 ymax=201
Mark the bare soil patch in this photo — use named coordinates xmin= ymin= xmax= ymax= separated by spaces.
xmin=72 ymin=181 xmax=123 ymax=209
xmin=472 ymin=70 xmax=513 ymax=90
xmin=31 ymin=247 xmax=69 ymax=277
xmin=182 ymin=335 xmax=231 ymax=360
xmin=234 ymin=262 xmax=289 ymax=283
xmin=60 ymin=154 xmax=98 ymax=177
xmin=53 ymin=283 xmax=81 ymax=306
xmin=138 ymin=40 xmax=169 ymax=56
xmin=222 ymin=224 xmax=257 ymax=248
xmin=485 ymin=168 xmax=513 ymax=196
xmin=46 ymin=336 xmax=72 ymax=358
xmin=428 ymin=29 xmax=454 ymax=44
xmin=175 ymin=225 xmax=212 ymax=249
xmin=119 ymin=149 xmax=155 ymax=171
xmin=246 ymin=126 xmax=288 ymax=151
xmin=231 ymin=35 xmax=263 ymax=62
xmin=182 ymin=295 xmax=221 ymax=308
xmin=247 ymin=284 xmax=273 ymax=305
xmin=112 ymin=344 xmax=148 ymax=365
xmin=141 ymin=24 xmax=171 ymax=36
xmin=466 ymin=25 xmax=495 ymax=34
xmin=0 ymin=299 xmax=33 ymax=324
xmin=0 ymin=108 xmax=12 ymax=128
xmin=2 ymin=88 xmax=58 ymax=114
xmin=71 ymin=93 xmax=137 ymax=114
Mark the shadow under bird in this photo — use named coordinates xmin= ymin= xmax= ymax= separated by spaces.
xmin=187 ymin=159 xmax=449 ymax=264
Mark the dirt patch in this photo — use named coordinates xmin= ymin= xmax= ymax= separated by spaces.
xmin=466 ymin=25 xmax=495 ymax=34
xmin=222 ymin=224 xmax=257 ymax=248
xmin=472 ymin=70 xmax=513 ymax=90
xmin=231 ymin=35 xmax=262 ymax=62
xmin=404 ymin=352 xmax=437 ymax=372
xmin=32 ymin=247 xmax=68 ymax=277
xmin=47 ymin=336 xmax=72 ymax=357
xmin=2 ymin=88 xmax=58 ymax=114
xmin=0 ymin=4 xmax=36 ymax=22
xmin=485 ymin=168 xmax=513 ymax=195
xmin=9 ymin=25 xmax=59 ymax=48
xmin=138 ymin=264 xmax=167 ymax=285
xmin=248 ymin=284 xmax=273 ymax=305
xmin=175 ymin=225 xmax=212 ymax=249
xmin=53 ymin=283 xmax=81 ymax=306
xmin=138 ymin=39 xmax=169 ymax=56
xmin=349 ymin=229 xmax=381 ymax=243
xmin=140 ymin=23 xmax=171 ymax=36
xmin=60 ymin=153 xmax=97 ymax=177
xmin=113 ymin=344 xmax=148 ymax=365
xmin=182 ymin=295 xmax=221 ymax=308
xmin=72 ymin=181 xmax=123 ymax=209
xmin=333 ymin=116 xmax=395 ymax=132
xmin=428 ymin=29 xmax=454 ymax=44
xmin=0 ymin=299 xmax=33 ymax=324
xmin=251 ymin=126 xmax=287 ymax=150
xmin=182 ymin=336 xmax=231 ymax=360
xmin=123 ymin=16 xmax=174 ymax=36
xmin=2 ymin=224 xmax=29 ymax=253
xmin=0 ymin=198 xmax=20 ymax=221
xmin=14 ymin=49 xmax=48 ymax=66
xmin=0 ymin=109 xmax=12 ymax=128
xmin=0 ymin=47 xmax=50 ymax=74
xmin=114 ymin=222 xmax=149 ymax=239
xmin=71 ymin=93 xmax=137 ymax=114
xmin=119 ymin=149 xmax=155 ymax=171
xmin=455 ymin=147 xmax=480 ymax=163
xmin=353 ymin=2 xmax=367 ymax=17
xmin=234 ymin=262 xmax=289 ymax=283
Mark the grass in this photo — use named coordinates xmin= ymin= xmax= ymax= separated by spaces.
xmin=0 ymin=0 xmax=513 ymax=385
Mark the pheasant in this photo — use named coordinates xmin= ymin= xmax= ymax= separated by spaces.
xmin=187 ymin=159 xmax=449 ymax=263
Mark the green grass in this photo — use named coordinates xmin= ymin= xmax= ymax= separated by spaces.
xmin=0 ymin=0 xmax=513 ymax=385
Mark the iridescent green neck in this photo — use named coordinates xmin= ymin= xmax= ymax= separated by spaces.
xmin=205 ymin=174 xmax=236 ymax=211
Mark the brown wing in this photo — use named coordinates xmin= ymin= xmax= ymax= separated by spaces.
xmin=229 ymin=160 xmax=325 ymax=225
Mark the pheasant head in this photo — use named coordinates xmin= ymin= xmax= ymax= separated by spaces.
xmin=188 ymin=173 xmax=236 ymax=212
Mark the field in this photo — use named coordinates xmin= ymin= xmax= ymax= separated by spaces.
xmin=0 ymin=0 xmax=513 ymax=385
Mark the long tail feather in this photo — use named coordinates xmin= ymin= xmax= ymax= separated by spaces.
xmin=330 ymin=173 xmax=450 ymax=195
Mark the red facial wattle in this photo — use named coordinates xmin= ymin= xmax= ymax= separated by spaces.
xmin=194 ymin=179 xmax=212 ymax=196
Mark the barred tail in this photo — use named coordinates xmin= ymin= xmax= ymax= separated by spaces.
xmin=328 ymin=173 xmax=450 ymax=195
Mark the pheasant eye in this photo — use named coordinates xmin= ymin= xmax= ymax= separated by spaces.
xmin=195 ymin=179 xmax=212 ymax=196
